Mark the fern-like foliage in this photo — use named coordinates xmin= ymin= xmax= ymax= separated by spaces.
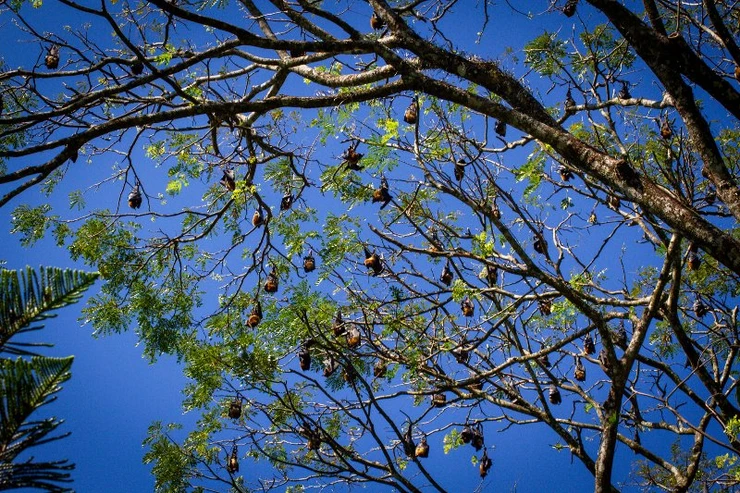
xmin=0 ymin=266 xmax=98 ymax=492
xmin=0 ymin=357 xmax=74 ymax=491
xmin=0 ymin=266 xmax=99 ymax=356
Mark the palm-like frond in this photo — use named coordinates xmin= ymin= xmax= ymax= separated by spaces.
xmin=0 ymin=356 xmax=74 ymax=492
xmin=0 ymin=266 xmax=97 ymax=491
xmin=0 ymin=266 xmax=99 ymax=356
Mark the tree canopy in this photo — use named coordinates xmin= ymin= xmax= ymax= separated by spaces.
xmin=1 ymin=0 xmax=740 ymax=491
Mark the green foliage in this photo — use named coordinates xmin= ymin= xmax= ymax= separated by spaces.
xmin=471 ymin=231 xmax=495 ymax=258
xmin=714 ymin=453 xmax=740 ymax=485
xmin=154 ymin=45 xmax=177 ymax=67
xmin=514 ymin=148 xmax=546 ymax=201
xmin=718 ymin=128 xmax=740 ymax=174
xmin=68 ymin=218 xmax=200 ymax=359
xmin=443 ymin=429 xmax=463 ymax=453
xmin=10 ymin=204 xmax=54 ymax=247
xmin=524 ymin=32 xmax=567 ymax=77
xmin=0 ymin=266 xmax=97 ymax=491
xmin=0 ymin=356 xmax=75 ymax=491
xmin=271 ymin=208 xmax=320 ymax=259
xmin=0 ymin=266 xmax=99 ymax=356
xmin=143 ymin=422 xmax=197 ymax=493
xmin=571 ymin=24 xmax=635 ymax=77
xmin=725 ymin=416 xmax=740 ymax=442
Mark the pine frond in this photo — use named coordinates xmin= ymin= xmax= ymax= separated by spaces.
xmin=0 ymin=459 xmax=74 ymax=492
xmin=0 ymin=356 xmax=74 ymax=491
xmin=0 ymin=356 xmax=73 ymax=459
xmin=0 ymin=267 xmax=98 ymax=356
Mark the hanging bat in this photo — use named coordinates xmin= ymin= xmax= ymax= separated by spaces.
xmin=415 ymin=435 xmax=429 ymax=458
xmin=440 ymin=263 xmax=453 ymax=286
xmin=246 ymin=300 xmax=262 ymax=328
xmin=252 ymin=210 xmax=264 ymax=227
xmin=659 ymin=117 xmax=673 ymax=140
xmin=332 ymin=310 xmax=346 ymax=337
xmin=373 ymin=360 xmax=387 ymax=378
xmin=131 ymin=58 xmax=144 ymax=76
xmin=548 ymin=384 xmax=562 ymax=405
xmin=228 ymin=397 xmax=242 ymax=419
xmin=495 ymin=120 xmax=506 ymax=137
xmin=264 ymin=268 xmax=279 ymax=293
xmin=558 ymin=165 xmax=574 ymax=181
xmin=563 ymin=0 xmax=578 ymax=17
xmin=220 ymin=169 xmax=236 ymax=191
xmin=298 ymin=347 xmax=311 ymax=371
xmin=371 ymin=176 xmax=392 ymax=209
xmin=479 ymin=447 xmax=492 ymax=478
xmin=431 ymin=393 xmax=446 ymax=408
xmin=533 ymin=235 xmax=547 ymax=255
xmin=539 ymin=299 xmax=552 ymax=316
xmin=363 ymin=246 xmax=383 ymax=276
xmin=370 ymin=12 xmax=385 ymax=30
xmin=461 ymin=297 xmax=474 ymax=317
xmin=618 ymin=81 xmax=631 ymax=100
xmin=45 ymin=45 xmax=60 ymax=69
xmin=303 ymin=250 xmax=316 ymax=273
xmin=454 ymin=161 xmax=465 ymax=181
xmin=128 ymin=183 xmax=142 ymax=209
xmin=574 ymin=358 xmax=586 ymax=381
xmin=583 ymin=334 xmax=595 ymax=355
xmin=343 ymin=144 xmax=364 ymax=170
xmin=403 ymin=99 xmax=418 ymax=125
xmin=280 ymin=191 xmax=294 ymax=211
xmin=226 ymin=444 xmax=239 ymax=473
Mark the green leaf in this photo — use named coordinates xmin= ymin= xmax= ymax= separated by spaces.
xmin=0 ymin=266 xmax=99 ymax=356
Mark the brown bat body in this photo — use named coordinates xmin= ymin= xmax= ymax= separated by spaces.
xmin=332 ymin=310 xmax=345 ymax=337
xmin=227 ymin=445 xmax=239 ymax=473
xmin=346 ymin=326 xmax=361 ymax=348
xmin=299 ymin=348 xmax=311 ymax=371
xmin=373 ymin=360 xmax=387 ymax=378
xmin=131 ymin=59 xmax=144 ymax=75
xmin=252 ymin=210 xmax=264 ymax=227
xmin=495 ymin=120 xmax=506 ymax=137
xmin=549 ymin=385 xmax=562 ymax=405
xmin=563 ymin=0 xmax=578 ymax=17
xmin=431 ymin=393 xmax=446 ymax=408
xmin=228 ymin=398 xmax=242 ymax=419
xmin=128 ymin=185 xmax=142 ymax=209
xmin=403 ymin=100 xmax=418 ymax=124
xmin=461 ymin=297 xmax=474 ymax=317
xmin=363 ymin=247 xmax=383 ymax=275
xmin=618 ymin=82 xmax=631 ymax=100
xmin=370 ymin=12 xmax=384 ymax=30
xmin=584 ymin=334 xmax=595 ymax=355
xmin=415 ymin=436 xmax=429 ymax=458
xmin=574 ymin=359 xmax=586 ymax=381
xmin=303 ymin=253 xmax=316 ymax=272
xmin=264 ymin=269 xmax=279 ymax=293
xmin=533 ymin=236 xmax=547 ymax=254
xmin=440 ymin=264 xmax=453 ymax=286
xmin=660 ymin=118 xmax=673 ymax=140
xmin=479 ymin=448 xmax=492 ymax=478
xmin=220 ymin=169 xmax=236 ymax=191
xmin=45 ymin=45 xmax=60 ymax=69
xmin=246 ymin=301 xmax=262 ymax=328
